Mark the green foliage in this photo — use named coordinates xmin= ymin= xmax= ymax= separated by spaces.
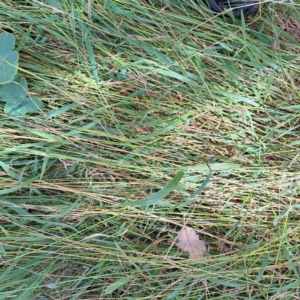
xmin=0 ymin=32 xmax=18 ymax=83
xmin=122 ymin=171 xmax=185 ymax=207
xmin=0 ymin=32 xmax=44 ymax=117
xmin=0 ymin=0 xmax=299 ymax=299
xmin=0 ymin=74 xmax=28 ymax=101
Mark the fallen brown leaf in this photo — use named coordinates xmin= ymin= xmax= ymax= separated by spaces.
xmin=176 ymin=226 xmax=206 ymax=259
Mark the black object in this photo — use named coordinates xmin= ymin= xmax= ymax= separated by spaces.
xmin=203 ymin=0 xmax=259 ymax=17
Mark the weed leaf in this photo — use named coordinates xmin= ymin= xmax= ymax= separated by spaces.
xmin=0 ymin=74 xmax=28 ymax=102
xmin=0 ymin=32 xmax=19 ymax=83
xmin=4 ymin=97 xmax=44 ymax=117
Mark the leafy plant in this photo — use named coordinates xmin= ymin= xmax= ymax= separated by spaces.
xmin=0 ymin=0 xmax=299 ymax=298
xmin=0 ymin=32 xmax=44 ymax=117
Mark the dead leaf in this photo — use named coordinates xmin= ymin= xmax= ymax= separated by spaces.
xmin=176 ymin=226 xmax=206 ymax=259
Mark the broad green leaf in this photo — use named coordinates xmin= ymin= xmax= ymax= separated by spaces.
xmin=0 ymin=32 xmax=19 ymax=83
xmin=4 ymin=97 xmax=44 ymax=117
xmin=0 ymin=32 xmax=15 ymax=56
xmin=123 ymin=171 xmax=184 ymax=207
xmin=0 ymin=74 xmax=28 ymax=102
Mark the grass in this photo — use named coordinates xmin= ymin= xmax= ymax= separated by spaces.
xmin=0 ymin=0 xmax=299 ymax=299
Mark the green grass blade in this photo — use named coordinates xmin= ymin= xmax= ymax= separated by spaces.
xmin=123 ymin=171 xmax=184 ymax=207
